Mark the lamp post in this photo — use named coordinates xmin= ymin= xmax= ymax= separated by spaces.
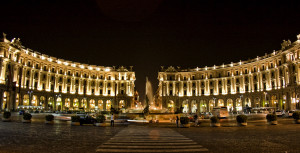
xmin=28 ymin=90 xmax=33 ymax=106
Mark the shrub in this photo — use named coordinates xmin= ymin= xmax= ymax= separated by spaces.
xmin=266 ymin=114 xmax=277 ymax=122
xmin=292 ymin=111 xmax=300 ymax=120
xmin=45 ymin=115 xmax=54 ymax=121
xmin=210 ymin=116 xmax=219 ymax=123
xmin=180 ymin=117 xmax=189 ymax=124
xmin=236 ymin=115 xmax=247 ymax=123
xmin=23 ymin=113 xmax=32 ymax=120
xmin=3 ymin=111 xmax=11 ymax=119
xmin=71 ymin=116 xmax=80 ymax=122
xmin=96 ymin=114 xmax=106 ymax=123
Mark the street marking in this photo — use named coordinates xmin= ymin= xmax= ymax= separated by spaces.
xmin=96 ymin=126 xmax=208 ymax=152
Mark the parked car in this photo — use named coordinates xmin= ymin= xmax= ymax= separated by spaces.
xmin=275 ymin=110 xmax=283 ymax=116
xmin=19 ymin=110 xmax=25 ymax=115
xmin=201 ymin=112 xmax=212 ymax=119
xmin=288 ymin=111 xmax=295 ymax=117
xmin=79 ymin=115 xmax=96 ymax=125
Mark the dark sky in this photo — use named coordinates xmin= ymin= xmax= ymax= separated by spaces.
xmin=1 ymin=0 xmax=300 ymax=101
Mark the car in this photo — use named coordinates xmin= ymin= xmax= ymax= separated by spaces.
xmin=275 ymin=110 xmax=283 ymax=116
xmin=19 ymin=110 xmax=25 ymax=115
xmin=288 ymin=111 xmax=295 ymax=117
xmin=79 ymin=115 xmax=97 ymax=125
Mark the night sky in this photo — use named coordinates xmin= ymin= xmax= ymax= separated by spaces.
xmin=1 ymin=0 xmax=300 ymax=101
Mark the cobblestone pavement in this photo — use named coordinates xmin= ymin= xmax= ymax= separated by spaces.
xmin=174 ymin=123 xmax=300 ymax=153
xmin=0 ymin=113 xmax=299 ymax=153
xmin=0 ymin=121 xmax=124 ymax=153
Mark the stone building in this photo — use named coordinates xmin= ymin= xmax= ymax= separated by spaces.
xmin=158 ymin=34 xmax=300 ymax=113
xmin=0 ymin=33 xmax=135 ymax=112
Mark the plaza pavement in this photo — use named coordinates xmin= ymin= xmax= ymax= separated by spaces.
xmin=0 ymin=113 xmax=299 ymax=153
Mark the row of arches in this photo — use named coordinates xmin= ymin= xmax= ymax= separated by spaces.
xmin=7 ymin=93 xmax=127 ymax=111
xmin=166 ymin=94 xmax=299 ymax=113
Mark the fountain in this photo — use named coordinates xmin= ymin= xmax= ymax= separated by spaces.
xmin=145 ymin=77 xmax=154 ymax=109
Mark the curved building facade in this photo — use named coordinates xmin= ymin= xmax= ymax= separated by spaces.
xmin=158 ymin=34 xmax=300 ymax=113
xmin=0 ymin=34 xmax=135 ymax=112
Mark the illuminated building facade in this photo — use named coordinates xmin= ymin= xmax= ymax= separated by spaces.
xmin=158 ymin=34 xmax=300 ymax=113
xmin=0 ymin=34 xmax=135 ymax=112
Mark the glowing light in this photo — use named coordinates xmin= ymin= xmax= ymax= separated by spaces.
xmin=105 ymin=68 xmax=110 ymax=72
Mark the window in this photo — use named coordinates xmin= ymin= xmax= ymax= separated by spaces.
xmin=192 ymin=76 xmax=195 ymax=80
xmin=108 ymin=90 xmax=111 ymax=94
xmin=210 ymin=74 xmax=212 ymax=78
xmin=108 ymin=83 xmax=111 ymax=87
xmin=108 ymin=76 xmax=111 ymax=80
xmin=183 ymin=83 xmax=186 ymax=87
xmin=227 ymin=72 xmax=230 ymax=76
xmin=201 ymin=89 xmax=204 ymax=95
xmin=100 ymin=89 xmax=103 ymax=95
xmin=192 ymin=83 xmax=195 ymax=87
xmin=92 ymin=89 xmax=94 ymax=94
xmin=245 ymin=69 xmax=248 ymax=74
xmin=169 ymin=90 xmax=173 ymax=95
xmin=236 ymin=71 xmax=238 ymax=75
xmin=184 ymin=90 xmax=187 ymax=96
xmin=122 ymin=76 xmax=124 ymax=80
xmin=210 ymin=89 xmax=213 ymax=94
xmin=236 ymin=87 xmax=239 ymax=92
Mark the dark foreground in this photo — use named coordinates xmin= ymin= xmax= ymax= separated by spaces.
xmin=0 ymin=115 xmax=299 ymax=153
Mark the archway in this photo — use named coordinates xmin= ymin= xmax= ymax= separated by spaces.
xmin=182 ymin=100 xmax=188 ymax=113
xmin=200 ymin=100 xmax=207 ymax=112
xmin=2 ymin=92 xmax=9 ymax=110
xmin=48 ymin=97 xmax=54 ymax=110
xmin=98 ymin=100 xmax=103 ymax=111
xmin=218 ymin=99 xmax=224 ymax=107
xmin=191 ymin=100 xmax=197 ymax=113
xmin=271 ymin=95 xmax=278 ymax=109
xmin=81 ymin=98 xmax=87 ymax=109
xmin=227 ymin=99 xmax=233 ymax=112
xmin=23 ymin=94 xmax=29 ymax=106
xmin=56 ymin=97 xmax=62 ymax=111
xmin=31 ymin=95 xmax=38 ymax=106
xmin=65 ymin=98 xmax=70 ymax=110
xmin=119 ymin=100 xmax=125 ymax=109
xmin=209 ymin=99 xmax=215 ymax=112
xmin=73 ymin=98 xmax=79 ymax=110
xmin=40 ymin=96 xmax=46 ymax=109
xmin=296 ymin=94 xmax=300 ymax=110
xmin=106 ymin=100 xmax=111 ymax=111
xmin=235 ymin=98 xmax=242 ymax=112
xmin=167 ymin=100 xmax=174 ymax=113
xmin=282 ymin=95 xmax=286 ymax=110
xmin=90 ymin=99 xmax=95 ymax=110
xmin=245 ymin=98 xmax=251 ymax=107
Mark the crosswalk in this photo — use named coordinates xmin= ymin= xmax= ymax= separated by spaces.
xmin=96 ymin=126 xmax=208 ymax=153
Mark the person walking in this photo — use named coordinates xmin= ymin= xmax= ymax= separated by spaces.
xmin=111 ymin=113 xmax=114 ymax=127
xmin=176 ymin=116 xmax=179 ymax=128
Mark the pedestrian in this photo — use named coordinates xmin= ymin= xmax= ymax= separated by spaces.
xmin=176 ymin=116 xmax=179 ymax=128
xmin=111 ymin=113 xmax=114 ymax=127
xmin=194 ymin=114 xmax=198 ymax=126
